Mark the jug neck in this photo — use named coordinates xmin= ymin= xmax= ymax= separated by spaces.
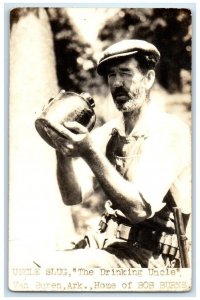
xmin=80 ymin=92 xmax=95 ymax=108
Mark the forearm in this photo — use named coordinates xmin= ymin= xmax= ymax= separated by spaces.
xmin=56 ymin=151 xmax=82 ymax=205
xmin=51 ymin=121 xmax=151 ymax=220
xmin=82 ymin=146 xmax=151 ymax=223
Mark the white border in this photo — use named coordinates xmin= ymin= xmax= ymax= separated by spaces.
xmin=1 ymin=1 xmax=199 ymax=299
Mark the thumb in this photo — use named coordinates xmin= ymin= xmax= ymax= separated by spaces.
xmin=63 ymin=121 xmax=88 ymax=134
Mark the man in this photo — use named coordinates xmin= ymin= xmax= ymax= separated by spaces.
xmin=45 ymin=40 xmax=191 ymax=268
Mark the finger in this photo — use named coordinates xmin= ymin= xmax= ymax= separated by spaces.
xmin=65 ymin=144 xmax=74 ymax=150
xmin=60 ymin=148 xmax=73 ymax=157
xmin=47 ymin=121 xmax=75 ymax=141
xmin=44 ymin=128 xmax=69 ymax=150
xmin=59 ymin=144 xmax=79 ymax=158
xmin=63 ymin=121 xmax=88 ymax=134
xmin=55 ymin=137 xmax=74 ymax=151
xmin=44 ymin=126 xmax=58 ymax=139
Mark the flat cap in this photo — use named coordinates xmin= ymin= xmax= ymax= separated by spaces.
xmin=97 ymin=39 xmax=160 ymax=76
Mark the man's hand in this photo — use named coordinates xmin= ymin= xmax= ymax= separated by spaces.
xmin=45 ymin=121 xmax=92 ymax=157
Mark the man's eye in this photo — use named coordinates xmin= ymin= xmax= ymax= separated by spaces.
xmin=108 ymin=73 xmax=116 ymax=78
xmin=120 ymin=71 xmax=133 ymax=77
xmin=107 ymin=71 xmax=133 ymax=80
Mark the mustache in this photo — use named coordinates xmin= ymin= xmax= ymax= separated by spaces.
xmin=112 ymin=88 xmax=135 ymax=100
xmin=112 ymin=87 xmax=129 ymax=97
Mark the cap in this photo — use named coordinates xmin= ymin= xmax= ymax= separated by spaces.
xmin=97 ymin=39 xmax=160 ymax=76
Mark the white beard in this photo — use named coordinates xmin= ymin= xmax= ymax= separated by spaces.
xmin=119 ymin=99 xmax=137 ymax=112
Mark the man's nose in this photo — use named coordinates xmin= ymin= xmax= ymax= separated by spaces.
xmin=113 ymin=73 xmax=123 ymax=87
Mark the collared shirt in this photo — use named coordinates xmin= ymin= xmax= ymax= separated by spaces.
xmin=74 ymin=104 xmax=191 ymax=217
xmin=93 ymin=104 xmax=191 ymax=216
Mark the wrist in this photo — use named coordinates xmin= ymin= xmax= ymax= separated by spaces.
xmin=80 ymin=141 xmax=96 ymax=159
xmin=56 ymin=150 xmax=72 ymax=163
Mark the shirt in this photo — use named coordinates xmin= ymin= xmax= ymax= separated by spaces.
xmin=73 ymin=103 xmax=191 ymax=217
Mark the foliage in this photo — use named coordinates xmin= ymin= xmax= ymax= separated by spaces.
xmin=45 ymin=8 xmax=96 ymax=93
xmin=98 ymin=8 xmax=192 ymax=93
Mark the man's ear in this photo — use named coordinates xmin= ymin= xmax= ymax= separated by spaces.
xmin=145 ymin=70 xmax=155 ymax=90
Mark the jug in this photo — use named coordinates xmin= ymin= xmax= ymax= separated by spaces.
xmin=35 ymin=90 xmax=96 ymax=148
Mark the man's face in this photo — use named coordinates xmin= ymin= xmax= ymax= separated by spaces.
xmin=107 ymin=57 xmax=151 ymax=113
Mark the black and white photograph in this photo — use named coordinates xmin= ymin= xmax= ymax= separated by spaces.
xmin=8 ymin=6 xmax=192 ymax=293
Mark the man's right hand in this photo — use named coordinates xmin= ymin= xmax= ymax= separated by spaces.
xmin=44 ymin=121 xmax=92 ymax=158
xmin=43 ymin=125 xmax=74 ymax=156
